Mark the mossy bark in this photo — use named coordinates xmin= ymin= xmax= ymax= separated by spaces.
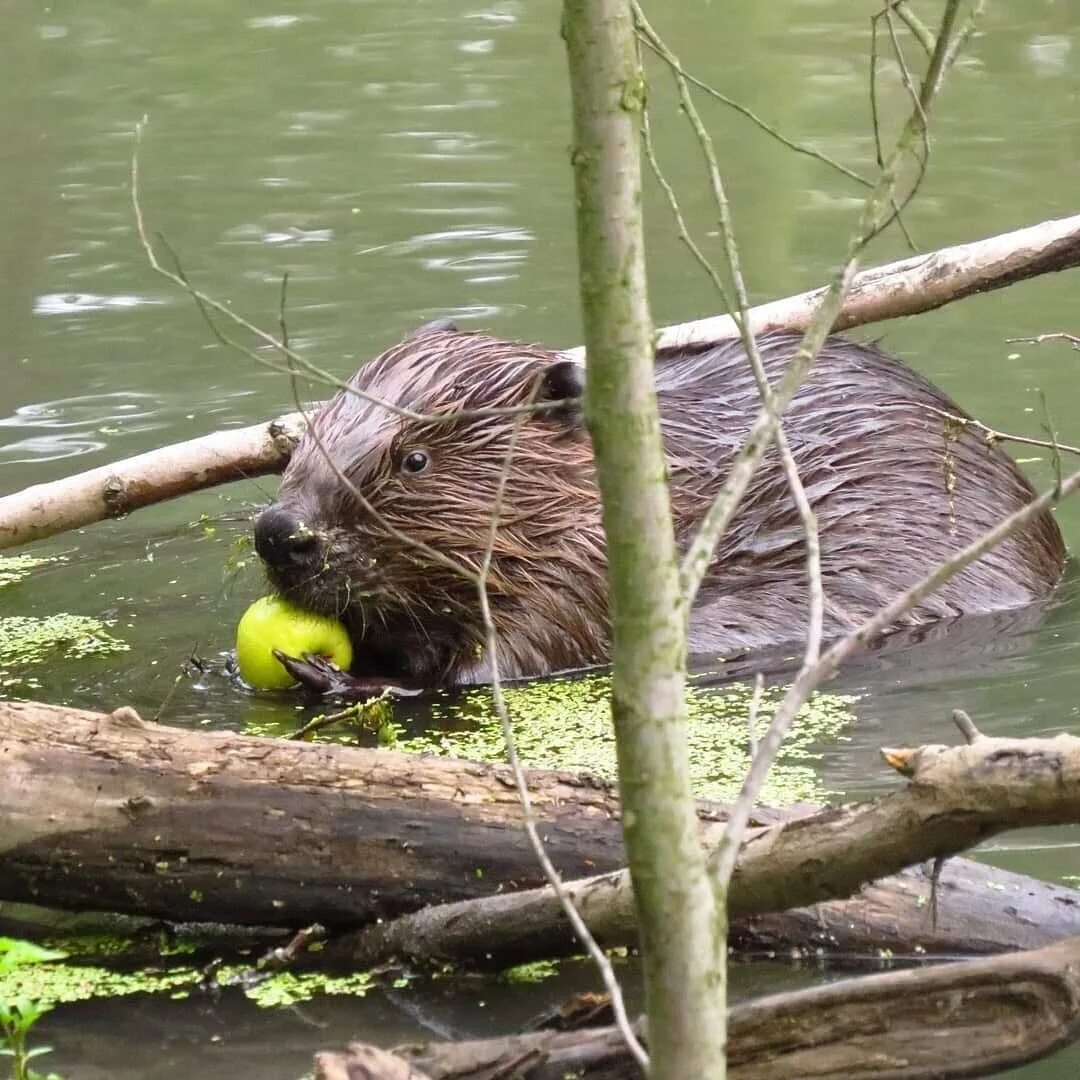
xmin=563 ymin=3 xmax=726 ymax=1076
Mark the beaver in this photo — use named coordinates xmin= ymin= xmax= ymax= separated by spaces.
xmin=253 ymin=324 xmax=1066 ymax=685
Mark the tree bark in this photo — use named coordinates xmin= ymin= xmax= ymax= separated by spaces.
xmin=5 ymin=700 xmax=1080 ymax=965
xmin=1 ymin=214 xmax=1076 ymax=554
xmin=564 ymin=2 xmax=725 ymax=1076
xmin=318 ymin=935 xmax=1080 ymax=1078
xmin=328 ymin=720 xmax=1080 ymax=969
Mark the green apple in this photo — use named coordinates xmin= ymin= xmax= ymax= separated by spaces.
xmin=235 ymin=595 xmax=353 ymax=690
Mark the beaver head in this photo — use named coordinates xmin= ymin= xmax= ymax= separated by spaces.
xmin=254 ymin=323 xmax=607 ymax=683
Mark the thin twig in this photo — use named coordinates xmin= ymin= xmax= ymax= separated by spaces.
xmin=131 ymin=119 xmax=571 ymax=427
xmin=916 ymin=403 xmax=1080 ymax=459
xmin=635 ymin=32 xmax=870 ymax=189
xmin=710 ymin=460 xmax=1080 ymax=887
xmin=474 ymin=377 xmax=649 ymax=1070
xmin=746 ymin=673 xmax=764 ymax=762
xmin=634 ymin=5 xmax=826 ymax=669
xmin=704 ymin=0 xmax=970 ymax=891
xmin=1007 ymin=332 xmax=1080 ymax=351
xmin=866 ymin=6 xmax=918 ymax=249
xmin=680 ymin=0 xmax=966 ymax=612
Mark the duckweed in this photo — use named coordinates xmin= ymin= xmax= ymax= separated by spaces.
xmin=226 ymin=969 xmax=375 ymax=1008
xmin=0 ymin=555 xmax=57 ymax=589
xmin=397 ymin=674 xmax=856 ymax=805
xmin=0 ymin=614 xmax=129 ymax=689
xmin=501 ymin=959 xmax=560 ymax=984
xmin=0 ymin=961 xmax=194 ymax=1007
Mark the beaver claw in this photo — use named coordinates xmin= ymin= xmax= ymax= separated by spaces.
xmin=272 ymin=650 xmax=422 ymax=702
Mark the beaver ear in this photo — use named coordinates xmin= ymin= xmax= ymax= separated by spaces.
xmin=406 ymin=318 xmax=458 ymax=340
xmin=537 ymin=358 xmax=585 ymax=429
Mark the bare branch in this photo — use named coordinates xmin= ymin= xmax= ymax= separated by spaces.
xmin=131 ymin=118 xmax=569 ymax=428
xmin=635 ymin=22 xmax=870 ymax=189
xmin=916 ymin=402 xmax=1080 ymax=459
xmin=710 ymin=462 xmax=1080 ymax=889
xmin=600 ymin=212 xmax=1080 ymax=358
xmin=0 ymin=414 xmax=307 ymax=549
xmin=635 ymin=13 xmax=826 ymax=668
xmin=474 ymin=377 xmax=648 ymax=1069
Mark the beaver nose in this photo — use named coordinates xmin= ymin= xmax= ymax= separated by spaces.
xmin=254 ymin=506 xmax=320 ymax=570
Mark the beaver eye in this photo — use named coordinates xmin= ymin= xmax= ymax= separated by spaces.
xmin=400 ymin=449 xmax=431 ymax=476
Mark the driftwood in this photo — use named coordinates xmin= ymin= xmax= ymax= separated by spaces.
xmin=1 ymin=213 xmax=1077 ymax=553
xmin=4 ymin=699 xmax=1080 ymax=967
xmin=315 ymin=935 xmax=1080 ymax=1079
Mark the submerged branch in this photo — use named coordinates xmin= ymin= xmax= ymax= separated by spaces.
xmin=320 ymin=935 xmax=1080 ymax=1080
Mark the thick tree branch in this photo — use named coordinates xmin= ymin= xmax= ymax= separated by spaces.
xmin=0 ymin=414 xmax=305 ymax=549
xmin=627 ymin=211 xmax=1080 ymax=359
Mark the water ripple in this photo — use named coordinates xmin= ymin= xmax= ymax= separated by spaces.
xmin=0 ymin=392 xmax=163 ymax=463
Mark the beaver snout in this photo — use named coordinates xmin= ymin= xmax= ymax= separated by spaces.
xmin=253 ymin=506 xmax=321 ymax=572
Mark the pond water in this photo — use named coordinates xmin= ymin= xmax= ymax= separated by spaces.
xmin=2 ymin=0 xmax=1079 ymax=1075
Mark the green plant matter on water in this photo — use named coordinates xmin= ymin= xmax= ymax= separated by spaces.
xmin=0 ymin=557 xmax=57 ymax=591
xmin=0 ymin=615 xmax=129 ymax=692
xmin=217 ymin=968 xmax=375 ymax=1008
xmin=0 ymin=555 xmax=128 ymax=692
xmin=501 ymin=959 xmax=560 ymax=984
xmin=396 ymin=674 xmax=856 ymax=805
xmin=0 ymin=947 xmax=381 ymax=1016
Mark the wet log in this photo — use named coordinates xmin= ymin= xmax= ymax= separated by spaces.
xmin=317 ymin=935 xmax=1080 ymax=1078
xmin=4 ymin=699 xmax=1080 ymax=964
xmin=331 ymin=720 xmax=1080 ymax=969
xmin=0 ymin=700 xmax=635 ymax=927
xmin=315 ymin=1044 xmax=429 ymax=1080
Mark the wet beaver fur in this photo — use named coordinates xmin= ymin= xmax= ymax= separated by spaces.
xmin=254 ymin=324 xmax=1066 ymax=685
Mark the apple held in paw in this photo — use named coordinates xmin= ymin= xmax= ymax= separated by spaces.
xmin=235 ymin=595 xmax=353 ymax=690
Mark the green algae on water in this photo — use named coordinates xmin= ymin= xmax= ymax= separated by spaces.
xmin=398 ymin=674 xmax=856 ymax=805
xmin=0 ymin=614 xmax=129 ymax=689
xmin=0 ymin=554 xmax=59 ymax=589
xmin=501 ymin=959 xmax=560 ymax=984
xmin=224 ymin=969 xmax=375 ymax=1008
xmin=0 ymin=960 xmax=194 ymax=1007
